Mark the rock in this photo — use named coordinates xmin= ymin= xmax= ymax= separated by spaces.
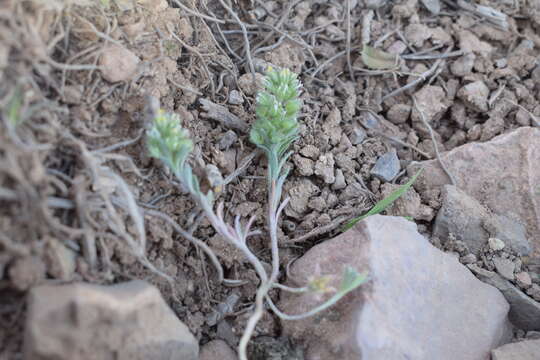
xmin=450 ymin=53 xmax=476 ymax=77
xmin=365 ymin=0 xmax=387 ymax=8
xmin=486 ymin=215 xmax=532 ymax=256
xmin=408 ymin=128 xmax=540 ymax=255
xmin=44 ymin=238 xmax=77 ymax=281
xmin=458 ymin=30 xmax=493 ymax=55
xmin=199 ymin=340 xmax=237 ymax=360
xmin=299 ymin=144 xmax=320 ymax=160
xmin=218 ymin=130 xmax=238 ymax=150
xmin=280 ymin=216 xmax=511 ymax=360
xmin=457 ymin=81 xmax=489 ymax=113
xmin=528 ymin=284 xmax=540 ymax=301
xmin=489 ymin=238 xmax=506 ymax=252
xmin=386 ymin=103 xmax=411 ymax=124
xmin=314 ymin=153 xmax=335 ymax=184
xmin=469 ymin=265 xmax=540 ymax=331
xmin=370 ymin=149 xmax=400 ymax=182
xmin=24 ymin=281 xmax=198 ymax=360
xmin=228 ymin=90 xmax=243 ymax=105
xmin=286 ymin=179 xmax=319 ymax=218
xmin=420 ymin=0 xmax=440 ymax=14
xmin=380 ymin=183 xmax=434 ymax=221
xmin=411 ymin=85 xmax=449 ymax=128
xmin=350 ymin=127 xmax=366 ymax=145
xmin=491 ymin=338 xmax=540 ymax=360
xmin=516 ymin=272 xmax=532 ymax=289
xmin=332 ymin=169 xmax=346 ymax=190
xmin=493 ymin=257 xmax=515 ymax=281
xmin=237 ymin=73 xmax=265 ymax=96
xmin=8 ymin=256 xmax=46 ymax=291
xmin=293 ymin=154 xmax=314 ymax=176
xmin=404 ymin=23 xmax=432 ymax=48
xmin=99 ymin=44 xmax=140 ymax=83
xmin=433 ymin=185 xmax=491 ymax=256
xmin=460 ymin=254 xmax=477 ymax=265
xmin=263 ymin=41 xmax=305 ymax=73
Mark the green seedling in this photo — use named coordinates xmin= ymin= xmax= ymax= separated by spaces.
xmin=147 ymin=67 xmax=367 ymax=360
xmin=342 ymin=168 xmax=424 ymax=232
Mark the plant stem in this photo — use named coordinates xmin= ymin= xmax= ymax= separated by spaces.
xmin=238 ymin=172 xmax=282 ymax=360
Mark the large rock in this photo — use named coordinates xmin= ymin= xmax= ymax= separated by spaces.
xmin=469 ymin=264 xmax=540 ymax=331
xmin=279 ymin=215 xmax=511 ymax=360
xmin=491 ymin=338 xmax=540 ymax=360
xmin=24 ymin=281 xmax=198 ymax=360
xmin=408 ymin=127 xmax=540 ymax=255
xmin=433 ymin=185 xmax=491 ymax=255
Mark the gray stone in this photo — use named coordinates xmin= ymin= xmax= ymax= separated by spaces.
xmin=280 ymin=215 xmax=511 ymax=360
xmin=493 ymin=257 xmax=515 ymax=281
xmin=433 ymin=185 xmax=491 ymax=256
xmin=486 ymin=215 xmax=532 ymax=256
xmin=420 ymin=0 xmax=440 ymax=14
xmin=516 ymin=272 xmax=532 ymax=289
xmin=491 ymin=338 xmax=540 ymax=360
xmin=314 ymin=153 xmax=335 ymax=184
xmin=370 ymin=149 xmax=400 ymax=182
xmin=228 ymin=90 xmax=243 ymax=105
xmin=350 ymin=127 xmax=366 ymax=145
xmin=450 ymin=53 xmax=476 ymax=77
xmin=469 ymin=265 xmax=540 ymax=331
xmin=489 ymin=238 xmax=506 ymax=252
xmin=332 ymin=169 xmax=346 ymax=190
xmin=99 ymin=44 xmax=140 ymax=83
xmin=218 ymin=130 xmax=238 ymax=150
xmin=199 ymin=340 xmax=237 ymax=360
xmin=460 ymin=254 xmax=477 ymax=265
xmin=24 ymin=281 xmax=198 ymax=360
xmin=408 ymin=128 xmax=540 ymax=254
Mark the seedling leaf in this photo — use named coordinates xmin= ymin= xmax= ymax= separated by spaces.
xmin=338 ymin=266 xmax=368 ymax=294
xmin=361 ymin=44 xmax=399 ymax=70
xmin=342 ymin=168 xmax=423 ymax=232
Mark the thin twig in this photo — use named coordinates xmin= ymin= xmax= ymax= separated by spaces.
xmin=170 ymin=0 xmax=226 ymax=24
xmin=381 ymin=46 xmax=453 ymax=102
xmin=217 ymin=0 xmax=255 ymax=76
xmin=412 ymin=95 xmax=456 ymax=185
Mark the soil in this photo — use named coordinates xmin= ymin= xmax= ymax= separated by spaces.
xmin=1 ymin=0 xmax=539 ymax=358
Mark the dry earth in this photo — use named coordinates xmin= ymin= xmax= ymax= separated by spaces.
xmin=1 ymin=0 xmax=540 ymax=359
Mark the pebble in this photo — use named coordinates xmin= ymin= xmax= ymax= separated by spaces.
xmin=314 ymin=153 xmax=335 ymax=184
xmin=460 ymin=254 xmax=477 ymax=265
xmin=332 ymin=169 xmax=346 ymax=190
xmin=218 ymin=130 xmax=238 ymax=150
xmin=457 ymin=81 xmax=489 ymax=113
xmin=527 ymin=284 xmax=540 ymax=301
xmin=488 ymin=237 xmax=506 ymax=252
xmin=387 ymin=103 xmax=411 ymax=124
xmin=493 ymin=257 xmax=515 ymax=281
xmin=350 ymin=127 xmax=366 ymax=145
xmin=516 ymin=272 xmax=532 ymax=289
xmin=228 ymin=90 xmax=244 ymax=105
xmin=370 ymin=149 xmax=400 ymax=182
xmin=99 ymin=44 xmax=140 ymax=83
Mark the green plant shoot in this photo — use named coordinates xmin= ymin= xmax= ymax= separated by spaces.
xmin=342 ymin=168 xmax=424 ymax=232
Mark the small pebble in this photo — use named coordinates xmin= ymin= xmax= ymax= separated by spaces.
xmin=99 ymin=44 xmax=140 ymax=83
xmin=460 ymin=254 xmax=477 ymax=265
xmin=370 ymin=149 xmax=400 ymax=182
xmin=515 ymin=271 xmax=532 ymax=289
xmin=218 ymin=130 xmax=238 ymax=150
xmin=350 ymin=127 xmax=366 ymax=145
xmin=526 ymin=284 xmax=540 ymax=301
xmin=332 ymin=169 xmax=346 ymax=190
xmin=493 ymin=257 xmax=515 ymax=281
xmin=228 ymin=90 xmax=244 ymax=105
xmin=488 ymin=237 xmax=505 ymax=251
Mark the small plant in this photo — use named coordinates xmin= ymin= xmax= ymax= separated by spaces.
xmin=147 ymin=68 xmax=367 ymax=360
xmin=341 ymin=168 xmax=423 ymax=232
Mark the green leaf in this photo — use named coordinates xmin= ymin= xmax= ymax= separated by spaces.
xmin=341 ymin=168 xmax=423 ymax=232
xmin=361 ymin=44 xmax=399 ymax=70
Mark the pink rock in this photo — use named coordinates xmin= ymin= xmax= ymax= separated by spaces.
xmin=279 ymin=215 xmax=511 ymax=360
xmin=408 ymin=127 xmax=540 ymax=255
xmin=199 ymin=340 xmax=237 ymax=360
xmin=99 ymin=44 xmax=140 ymax=83
xmin=24 ymin=281 xmax=198 ymax=360
xmin=491 ymin=338 xmax=540 ymax=360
